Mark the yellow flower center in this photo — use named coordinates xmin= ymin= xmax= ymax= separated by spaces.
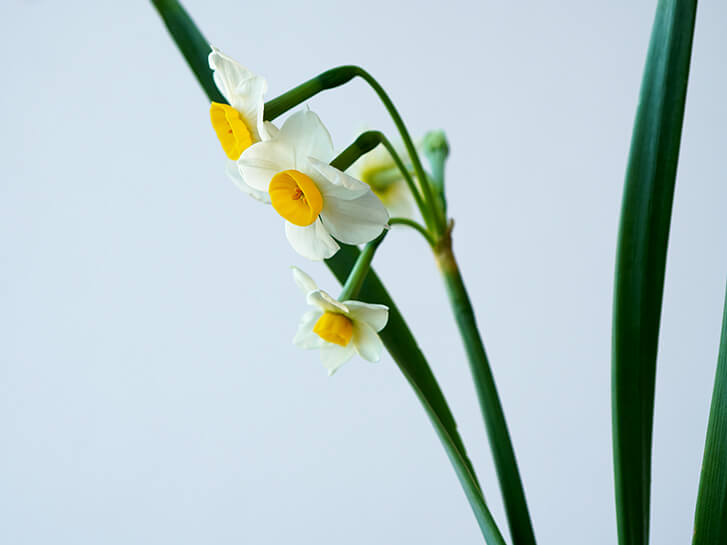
xmin=269 ymin=170 xmax=324 ymax=226
xmin=313 ymin=312 xmax=354 ymax=347
xmin=210 ymin=102 xmax=254 ymax=160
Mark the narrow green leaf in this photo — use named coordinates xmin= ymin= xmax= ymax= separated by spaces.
xmin=403 ymin=359 xmax=507 ymax=545
xmin=328 ymin=245 xmax=504 ymax=544
xmin=150 ymin=0 xmax=225 ymax=104
xmin=612 ymin=2 xmax=697 ymax=545
xmin=693 ymin=284 xmax=727 ymax=544
xmin=150 ymin=1 xmax=504 ymax=540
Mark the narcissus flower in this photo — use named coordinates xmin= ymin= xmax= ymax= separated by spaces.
xmin=291 ymin=267 xmax=388 ymax=375
xmin=208 ymin=46 xmax=274 ymax=160
xmin=239 ymin=110 xmax=389 ymax=260
xmin=349 ymin=142 xmax=416 ymax=219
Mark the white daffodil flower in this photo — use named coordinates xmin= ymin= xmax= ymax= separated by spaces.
xmin=349 ymin=142 xmax=417 ymax=219
xmin=208 ymin=46 xmax=278 ymax=201
xmin=291 ymin=267 xmax=389 ymax=375
xmin=239 ymin=110 xmax=390 ymax=260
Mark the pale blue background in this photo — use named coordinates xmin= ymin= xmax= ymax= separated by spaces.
xmin=2 ymin=1 xmax=726 ymax=543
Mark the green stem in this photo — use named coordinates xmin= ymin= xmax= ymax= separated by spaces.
xmin=338 ymin=232 xmax=387 ymax=301
xmin=389 ymin=217 xmax=435 ymax=247
xmin=264 ymin=66 xmax=446 ymax=235
xmin=264 ymin=66 xmax=359 ymax=120
xmin=329 ymin=130 xmax=382 ymax=172
xmin=437 ymin=238 xmax=536 ymax=545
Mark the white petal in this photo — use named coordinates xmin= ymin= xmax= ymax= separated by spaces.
xmin=285 ymin=219 xmax=339 ymax=261
xmin=320 ymin=190 xmax=389 ymax=245
xmin=278 ymin=110 xmax=335 ymax=167
xmin=352 ymin=320 xmax=384 ymax=362
xmin=260 ymin=121 xmax=280 ymax=141
xmin=309 ymin=157 xmax=369 ymax=199
xmin=239 ymin=139 xmax=296 ymax=192
xmin=291 ymin=266 xmax=318 ymax=295
xmin=209 ymin=47 xmax=253 ymax=103
xmin=293 ymin=310 xmax=324 ymax=349
xmin=344 ymin=301 xmax=389 ymax=332
xmin=209 ymin=47 xmax=267 ymax=140
xmin=225 ymin=160 xmax=270 ymax=203
xmin=307 ymin=290 xmax=349 ymax=315
xmin=232 ymin=75 xmax=268 ymax=141
xmin=320 ymin=343 xmax=356 ymax=375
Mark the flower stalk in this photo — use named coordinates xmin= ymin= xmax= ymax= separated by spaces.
xmin=389 ymin=217 xmax=435 ymax=247
xmin=339 ymin=231 xmax=387 ymax=301
xmin=436 ymin=232 xmax=537 ymax=545
xmin=264 ymin=66 xmax=447 ymax=235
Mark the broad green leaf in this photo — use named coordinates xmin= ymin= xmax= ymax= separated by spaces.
xmin=612 ymin=2 xmax=697 ymax=545
xmin=150 ymin=1 xmax=505 ymax=541
xmin=693 ymin=284 xmax=727 ymax=544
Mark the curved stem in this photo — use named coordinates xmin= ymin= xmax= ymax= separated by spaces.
xmin=264 ymin=66 xmax=447 ymax=235
xmin=437 ymin=239 xmax=537 ymax=545
xmin=329 ymin=130 xmax=382 ymax=172
xmin=389 ymin=217 xmax=435 ymax=247
xmin=351 ymin=68 xmax=445 ymax=235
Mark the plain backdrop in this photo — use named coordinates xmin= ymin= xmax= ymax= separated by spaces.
xmin=2 ymin=1 xmax=726 ymax=543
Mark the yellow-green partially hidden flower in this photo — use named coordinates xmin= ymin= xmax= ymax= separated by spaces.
xmin=208 ymin=46 xmax=275 ymax=203
xmin=239 ymin=110 xmax=389 ymax=260
xmin=291 ymin=267 xmax=389 ymax=375
xmin=348 ymin=142 xmax=416 ymax=219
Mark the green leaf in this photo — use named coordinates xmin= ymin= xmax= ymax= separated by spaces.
xmin=150 ymin=0 xmax=225 ymax=104
xmin=612 ymin=2 xmax=697 ymax=545
xmin=149 ymin=2 xmax=505 ymax=541
xmin=328 ymin=245 xmax=505 ymax=545
xmin=693 ymin=284 xmax=727 ymax=544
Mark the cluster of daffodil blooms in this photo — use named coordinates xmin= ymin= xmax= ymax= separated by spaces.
xmin=152 ymin=3 xmax=706 ymax=542
xmin=207 ymin=47 xmax=414 ymax=374
xmin=153 ymin=2 xmax=534 ymax=537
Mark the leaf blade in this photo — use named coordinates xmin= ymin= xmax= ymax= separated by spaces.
xmin=611 ymin=2 xmax=698 ymax=544
xmin=693 ymin=284 xmax=727 ymax=544
xmin=150 ymin=0 xmax=225 ymax=104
